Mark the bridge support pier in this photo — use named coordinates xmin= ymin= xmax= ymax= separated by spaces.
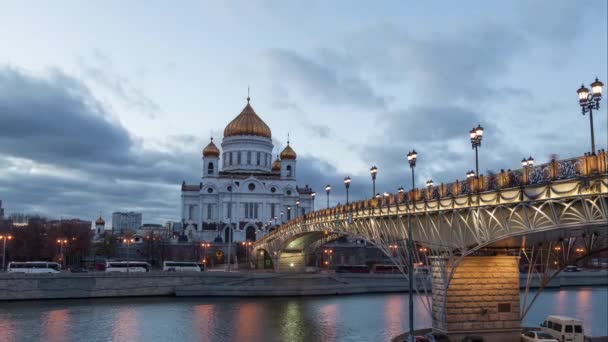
xmin=430 ymin=256 xmax=521 ymax=342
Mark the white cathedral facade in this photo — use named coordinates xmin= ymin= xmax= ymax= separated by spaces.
xmin=180 ymin=97 xmax=314 ymax=243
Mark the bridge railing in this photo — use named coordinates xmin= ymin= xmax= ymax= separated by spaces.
xmin=256 ymin=151 xmax=608 ymax=244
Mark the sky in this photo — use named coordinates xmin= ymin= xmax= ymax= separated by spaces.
xmin=0 ymin=1 xmax=607 ymax=225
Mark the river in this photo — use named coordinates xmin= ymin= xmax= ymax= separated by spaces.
xmin=0 ymin=287 xmax=605 ymax=341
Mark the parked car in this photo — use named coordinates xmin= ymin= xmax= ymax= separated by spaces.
xmin=69 ymin=266 xmax=88 ymax=273
xmin=564 ymin=265 xmax=580 ymax=272
xmin=462 ymin=336 xmax=483 ymax=342
xmin=424 ymin=332 xmax=450 ymax=342
xmin=521 ymin=331 xmax=558 ymax=341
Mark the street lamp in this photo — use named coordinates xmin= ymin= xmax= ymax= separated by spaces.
xmin=325 ymin=184 xmax=331 ymax=208
xmin=323 ymin=248 xmax=333 ymax=269
xmin=57 ymin=238 xmax=68 ymax=267
xmin=123 ymin=238 xmax=135 ymax=272
xmin=280 ymin=211 xmax=284 ymax=224
xmin=406 ymin=149 xmax=417 ymax=342
xmin=287 ymin=206 xmax=292 ymax=220
xmin=370 ymin=166 xmax=378 ymax=198
xmin=201 ymin=242 xmax=211 ymax=264
xmin=311 ymin=192 xmax=316 ymax=212
xmin=344 ymin=176 xmax=351 ymax=204
xmin=466 ymin=170 xmax=476 ymax=179
xmin=296 ymin=199 xmax=300 ymax=217
xmin=0 ymin=235 xmax=12 ymax=271
xmin=469 ymin=124 xmax=484 ymax=180
xmin=521 ymin=156 xmax=534 ymax=184
xmin=577 ymin=78 xmax=603 ymax=155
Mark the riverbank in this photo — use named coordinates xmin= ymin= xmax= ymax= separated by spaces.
xmin=0 ymin=271 xmax=605 ymax=301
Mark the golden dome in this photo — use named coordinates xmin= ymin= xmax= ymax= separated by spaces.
xmin=280 ymin=143 xmax=297 ymax=160
xmin=224 ymin=99 xmax=272 ymax=138
xmin=271 ymin=155 xmax=281 ymax=172
xmin=202 ymin=138 xmax=220 ymax=158
xmin=95 ymin=216 xmax=105 ymax=225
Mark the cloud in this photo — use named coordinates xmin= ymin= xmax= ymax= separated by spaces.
xmin=260 ymin=48 xmax=387 ymax=110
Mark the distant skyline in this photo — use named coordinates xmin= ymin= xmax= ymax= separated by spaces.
xmin=0 ymin=1 xmax=606 ymax=223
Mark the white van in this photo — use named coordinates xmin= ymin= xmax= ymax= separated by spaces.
xmin=163 ymin=261 xmax=201 ymax=272
xmin=540 ymin=315 xmax=584 ymax=342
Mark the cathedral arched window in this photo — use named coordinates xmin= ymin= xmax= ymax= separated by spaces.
xmin=286 ymin=165 xmax=292 ymax=177
xmin=207 ymin=162 xmax=214 ymax=175
xmin=237 ymin=152 xmax=242 ymax=165
xmin=247 ymin=151 xmax=252 ymax=164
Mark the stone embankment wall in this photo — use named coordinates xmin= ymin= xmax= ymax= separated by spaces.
xmin=0 ymin=272 xmax=414 ymax=301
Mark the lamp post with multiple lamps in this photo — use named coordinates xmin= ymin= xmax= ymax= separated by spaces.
xmin=577 ymin=78 xmax=603 ymax=155
xmin=0 ymin=235 xmax=12 ymax=271
xmin=370 ymin=166 xmax=378 ymax=197
xmin=469 ymin=124 xmax=484 ymax=183
xmin=521 ymin=156 xmax=534 ymax=184
xmin=123 ymin=238 xmax=135 ymax=272
xmin=344 ymin=177 xmax=351 ymax=205
xmin=201 ymin=242 xmax=211 ymax=266
xmin=56 ymin=238 xmax=68 ymax=267
xmin=406 ymin=149 xmax=418 ymax=342
xmin=325 ymin=184 xmax=331 ymax=208
xmin=311 ymin=192 xmax=316 ymax=212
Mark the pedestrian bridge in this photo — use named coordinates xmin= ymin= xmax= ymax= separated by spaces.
xmin=254 ymin=153 xmax=608 ymax=260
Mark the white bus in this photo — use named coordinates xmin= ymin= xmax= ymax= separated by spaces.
xmin=163 ymin=261 xmax=201 ymax=272
xmin=105 ymin=261 xmax=150 ymax=273
xmin=7 ymin=262 xmax=60 ymax=274
xmin=540 ymin=315 xmax=584 ymax=342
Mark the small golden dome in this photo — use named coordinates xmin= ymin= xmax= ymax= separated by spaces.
xmin=280 ymin=143 xmax=297 ymax=160
xmin=271 ymin=155 xmax=281 ymax=172
xmin=95 ymin=216 xmax=105 ymax=225
xmin=224 ymin=99 xmax=272 ymax=138
xmin=203 ymin=138 xmax=220 ymax=158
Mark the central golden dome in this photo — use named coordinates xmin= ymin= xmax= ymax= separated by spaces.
xmin=224 ymin=99 xmax=272 ymax=138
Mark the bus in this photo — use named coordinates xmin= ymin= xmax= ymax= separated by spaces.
xmin=7 ymin=262 xmax=60 ymax=274
xmin=163 ymin=261 xmax=201 ymax=272
xmin=105 ymin=261 xmax=150 ymax=273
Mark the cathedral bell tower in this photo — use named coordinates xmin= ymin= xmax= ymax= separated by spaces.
xmin=202 ymin=138 xmax=220 ymax=178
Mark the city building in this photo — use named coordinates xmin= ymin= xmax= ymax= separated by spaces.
xmin=111 ymin=212 xmax=142 ymax=235
xmin=0 ymin=200 xmax=4 ymax=219
xmin=181 ymin=96 xmax=314 ymax=243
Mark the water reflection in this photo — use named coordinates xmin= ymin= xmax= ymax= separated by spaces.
xmin=0 ymin=288 xmax=603 ymax=341
xmin=385 ymin=295 xmax=405 ymax=339
xmin=234 ymin=302 xmax=262 ymax=341
xmin=112 ymin=307 xmax=138 ymax=342
xmin=42 ymin=309 xmax=69 ymax=342
xmin=193 ymin=304 xmax=215 ymax=341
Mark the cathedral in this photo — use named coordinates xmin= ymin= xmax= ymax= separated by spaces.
xmin=180 ymin=97 xmax=314 ymax=243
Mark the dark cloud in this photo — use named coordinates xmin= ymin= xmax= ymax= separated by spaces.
xmin=0 ymin=66 xmax=199 ymax=221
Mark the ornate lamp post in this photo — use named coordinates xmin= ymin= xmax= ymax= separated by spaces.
xmin=0 ymin=235 xmax=12 ymax=271
xmin=325 ymin=184 xmax=331 ymax=208
xmin=370 ymin=166 xmax=378 ymax=198
xmin=577 ymin=78 xmax=603 ymax=155
xmin=469 ymin=124 xmax=484 ymax=181
xmin=311 ymin=192 xmax=316 ymax=212
xmin=521 ymin=156 xmax=534 ymax=185
xmin=406 ymin=149 xmax=417 ymax=341
xmin=287 ymin=206 xmax=292 ymax=220
xmin=296 ymin=199 xmax=300 ymax=217
xmin=344 ymin=176 xmax=351 ymax=204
